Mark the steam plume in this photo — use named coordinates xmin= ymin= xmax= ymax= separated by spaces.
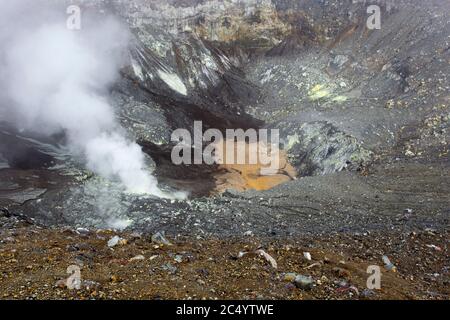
xmin=0 ymin=1 xmax=171 ymax=197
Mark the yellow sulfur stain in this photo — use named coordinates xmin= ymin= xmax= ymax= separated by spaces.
xmin=332 ymin=95 xmax=348 ymax=103
xmin=309 ymin=84 xmax=330 ymax=101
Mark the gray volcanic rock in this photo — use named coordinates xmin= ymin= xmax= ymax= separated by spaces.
xmin=276 ymin=121 xmax=372 ymax=176
xmin=16 ymin=160 xmax=450 ymax=237
xmin=111 ymin=92 xmax=172 ymax=146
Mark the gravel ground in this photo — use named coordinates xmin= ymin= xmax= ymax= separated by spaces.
xmin=0 ymin=222 xmax=448 ymax=300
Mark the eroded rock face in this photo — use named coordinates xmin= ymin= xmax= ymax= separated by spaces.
xmin=277 ymin=121 xmax=372 ymax=176
xmin=106 ymin=0 xmax=449 ymax=150
xmin=109 ymin=0 xmax=292 ymax=48
xmin=112 ymin=20 xmax=262 ymax=147
xmin=112 ymin=92 xmax=172 ymax=147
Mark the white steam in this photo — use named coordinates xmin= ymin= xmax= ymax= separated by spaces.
xmin=0 ymin=1 xmax=172 ymax=197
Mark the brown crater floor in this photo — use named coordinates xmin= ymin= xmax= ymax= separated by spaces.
xmin=152 ymin=140 xmax=297 ymax=197
xmin=212 ymin=140 xmax=297 ymax=194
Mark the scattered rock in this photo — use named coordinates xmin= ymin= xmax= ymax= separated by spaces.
xmin=196 ymin=279 xmax=206 ymax=286
xmin=82 ymin=280 xmax=101 ymax=291
xmin=335 ymin=280 xmax=349 ymax=288
xmin=66 ymin=244 xmax=79 ymax=252
xmin=382 ymin=255 xmax=397 ymax=272
xmin=426 ymin=244 xmax=442 ymax=252
xmin=161 ymin=263 xmax=177 ymax=274
xmin=283 ymin=273 xmax=298 ymax=282
xmin=76 ymin=228 xmax=90 ymax=235
xmin=303 ymin=252 xmax=312 ymax=261
xmin=107 ymin=236 xmax=123 ymax=248
xmin=237 ymin=251 xmax=248 ymax=259
xmin=294 ymin=275 xmax=314 ymax=290
xmin=330 ymin=54 xmax=349 ymax=70
xmin=108 ymin=236 xmax=120 ymax=248
xmin=255 ymin=249 xmax=278 ymax=269
xmin=129 ymin=255 xmax=145 ymax=262
xmin=151 ymin=232 xmax=172 ymax=246
xmin=304 ymin=262 xmax=321 ymax=270
xmin=244 ymin=230 xmax=254 ymax=237
xmin=405 ymin=150 xmax=415 ymax=157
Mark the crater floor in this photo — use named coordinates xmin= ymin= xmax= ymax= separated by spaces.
xmin=0 ymin=0 xmax=449 ymax=300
